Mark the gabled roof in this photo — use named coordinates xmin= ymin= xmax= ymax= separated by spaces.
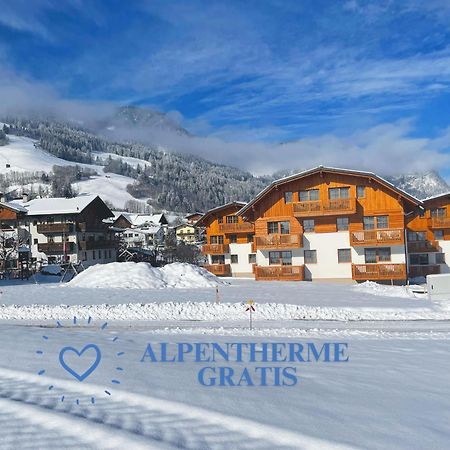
xmin=421 ymin=191 xmax=450 ymax=203
xmin=195 ymin=201 xmax=246 ymax=227
xmin=7 ymin=194 xmax=100 ymax=216
xmin=238 ymin=166 xmax=422 ymax=216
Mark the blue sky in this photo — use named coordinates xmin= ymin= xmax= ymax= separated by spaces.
xmin=1 ymin=0 xmax=450 ymax=176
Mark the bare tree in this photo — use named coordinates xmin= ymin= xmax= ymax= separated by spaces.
xmin=0 ymin=228 xmax=29 ymax=271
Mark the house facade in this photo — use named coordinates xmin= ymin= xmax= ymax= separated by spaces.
xmin=6 ymin=194 xmax=117 ymax=268
xmin=175 ymin=223 xmax=199 ymax=244
xmin=199 ymin=167 xmax=442 ymax=283
xmin=196 ymin=202 xmax=256 ymax=277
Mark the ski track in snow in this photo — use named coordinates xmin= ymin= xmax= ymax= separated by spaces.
xmin=0 ymin=368 xmax=353 ymax=450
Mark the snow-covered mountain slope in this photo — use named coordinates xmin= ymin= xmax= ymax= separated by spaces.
xmin=385 ymin=171 xmax=450 ymax=200
xmin=0 ymin=135 xmax=146 ymax=209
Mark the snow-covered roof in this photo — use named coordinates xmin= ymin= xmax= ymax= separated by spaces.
xmin=7 ymin=194 xmax=98 ymax=216
xmin=124 ymin=226 xmax=161 ymax=235
xmin=421 ymin=191 xmax=450 ymax=202
xmin=238 ymin=166 xmax=422 ymax=216
xmin=129 ymin=213 xmax=167 ymax=226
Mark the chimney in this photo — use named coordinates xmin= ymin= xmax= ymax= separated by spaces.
xmin=22 ymin=192 xmax=29 ymax=203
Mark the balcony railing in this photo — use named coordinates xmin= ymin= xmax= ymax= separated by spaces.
xmin=350 ymin=229 xmax=404 ymax=246
xmin=255 ymin=265 xmax=305 ymax=281
xmin=293 ymin=198 xmax=356 ymax=217
xmin=218 ymin=222 xmax=254 ymax=233
xmin=352 ymin=263 xmax=407 ymax=280
xmin=203 ymin=264 xmax=231 ymax=276
xmin=77 ymin=222 xmax=109 ymax=233
xmin=254 ymin=234 xmax=302 ymax=250
xmin=407 ymin=240 xmax=440 ymax=253
xmin=37 ymin=223 xmax=73 ymax=234
xmin=201 ymin=244 xmax=230 ymax=255
xmin=430 ymin=217 xmax=450 ymax=229
xmin=409 ymin=265 xmax=440 ymax=278
xmin=79 ymin=240 xmax=116 ymax=250
xmin=37 ymin=242 xmax=74 ymax=253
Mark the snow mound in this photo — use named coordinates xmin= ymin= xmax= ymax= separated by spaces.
xmin=353 ymin=281 xmax=414 ymax=298
xmin=67 ymin=262 xmax=227 ymax=289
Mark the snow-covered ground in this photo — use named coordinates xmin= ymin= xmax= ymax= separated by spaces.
xmin=0 ymin=271 xmax=449 ymax=449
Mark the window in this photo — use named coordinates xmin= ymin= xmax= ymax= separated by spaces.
xmin=231 ymin=254 xmax=238 ymax=264
xmin=304 ymin=250 xmax=317 ymax=264
xmin=436 ymin=253 xmax=445 ymax=264
xmin=267 ymin=221 xmax=290 ymax=234
xmin=303 ymin=219 xmax=315 ymax=232
xmin=226 ymin=216 xmax=238 ymax=224
xmin=92 ymin=250 xmax=96 ymax=260
xmin=299 ymin=189 xmax=319 ymax=201
xmin=410 ymin=254 xmax=429 ymax=265
xmin=328 ymin=187 xmax=350 ymax=199
xmin=210 ymin=235 xmax=224 ymax=244
xmin=434 ymin=230 xmax=444 ymax=240
xmin=364 ymin=247 xmax=391 ymax=263
xmin=269 ymin=251 xmax=292 ymax=265
xmin=248 ymin=254 xmax=256 ymax=264
xmin=357 ymin=186 xmax=365 ymax=198
xmin=408 ymin=231 xmax=426 ymax=241
xmin=337 ymin=217 xmax=349 ymax=231
xmin=247 ymin=234 xmax=254 ymax=243
xmin=218 ymin=217 xmax=223 ymax=224
xmin=364 ymin=216 xmax=389 ymax=230
xmin=98 ymin=250 xmax=102 ymax=259
xmin=33 ymin=238 xmax=38 ymax=245
xmin=431 ymin=208 xmax=446 ymax=218
xmin=211 ymin=255 xmax=225 ymax=264
xmin=284 ymin=191 xmax=293 ymax=203
xmin=338 ymin=248 xmax=351 ymax=263
xmin=83 ymin=252 xmax=87 ymax=261
xmin=229 ymin=234 xmax=237 ymax=243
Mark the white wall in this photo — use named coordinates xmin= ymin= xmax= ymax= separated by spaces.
xmin=227 ymin=243 xmax=253 ymax=275
xmin=437 ymin=240 xmax=450 ymax=274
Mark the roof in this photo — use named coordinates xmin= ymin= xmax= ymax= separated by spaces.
xmin=421 ymin=191 xmax=450 ymax=203
xmin=195 ymin=201 xmax=246 ymax=227
xmin=7 ymin=194 xmax=99 ymax=216
xmin=128 ymin=213 xmax=167 ymax=226
xmin=237 ymin=166 xmax=422 ymax=216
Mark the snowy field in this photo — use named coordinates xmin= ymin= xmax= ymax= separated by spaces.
xmin=0 ymin=269 xmax=449 ymax=449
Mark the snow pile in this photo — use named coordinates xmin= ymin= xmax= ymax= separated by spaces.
xmin=352 ymin=281 xmax=414 ymax=298
xmin=40 ymin=264 xmax=63 ymax=276
xmin=67 ymin=262 xmax=227 ymax=289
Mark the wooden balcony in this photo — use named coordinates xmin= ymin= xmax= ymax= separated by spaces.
xmin=352 ymin=263 xmax=407 ymax=281
xmin=350 ymin=229 xmax=404 ymax=246
xmin=409 ymin=265 xmax=440 ymax=278
xmin=79 ymin=240 xmax=116 ymax=250
xmin=408 ymin=240 xmax=440 ymax=253
xmin=201 ymin=244 xmax=230 ymax=255
xmin=218 ymin=222 xmax=254 ymax=233
xmin=37 ymin=242 xmax=74 ymax=253
xmin=293 ymin=198 xmax=356 ymax=217
xmin=430 ymin=217 xmax=450 ymax=229
xmin=203 ymin=264 xmax=231 ymax=277
xmin=37 ymin=223 xmax=73 ymax=234
xmin=254 ymin=234 xmax=302 ymax=250
xmin=255 ymin=265 xmax=305 ymax=281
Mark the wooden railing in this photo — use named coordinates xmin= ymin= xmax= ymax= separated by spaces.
xmin=218 ymin=222 xmax=254 ymax=233
xmin=407 ymin=240 xmax=440 ymax=253
xmin=352 ymin=263 xmax=407 ymax=280
xmin=37 ymin=242 xmax=74 ymax=253
xmin=201 ymin=244 xmax=230 ymax=254
xmin=409 ymin=265 xmax=440 ymax=278
xmin=293 ymin=198 xmax=356 ymax=217
xmin=254 ymin=234 xmax=302 ymax=249
xmin=430 ymin=217 xmax=450 ymax=229
xmin=350 ymin=229 xmax=404 ymax=246
xmin=79 ymin=240 xmax=116 ymax=250
xmin=37 ymin=223 xmax=73 ymax=234
xmin=203 ymin=264 xmax=231 ymax=276
xmin=255 ymin=265 xmax=305 ymax=281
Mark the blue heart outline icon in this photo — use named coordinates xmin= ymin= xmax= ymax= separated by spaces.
xmin=59 ymin=344 xmax=101 ymax=382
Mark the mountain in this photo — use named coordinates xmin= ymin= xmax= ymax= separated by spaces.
xmin=385 ymin=171 xmax=449 ymax=200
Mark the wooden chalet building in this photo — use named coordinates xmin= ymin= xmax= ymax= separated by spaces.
xmin=6 ymin=194 xmax=117 ymax=267
xmin=199 ymin=167 xmax=441 ymax=283
xmin=196 ymin=202 xmax=255 ymax=277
